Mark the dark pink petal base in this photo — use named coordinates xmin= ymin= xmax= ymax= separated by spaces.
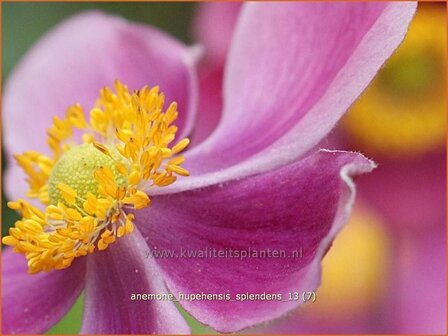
xmin=137 ymin=150 xmax=375 ymax=332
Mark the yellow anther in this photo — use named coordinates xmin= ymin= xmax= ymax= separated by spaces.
xmin=115 ymin=162 xmax=128 ymax=176
xmin=2 ymin=236 xmax=19 ymax=246
xmin=123 ymin=190 xmax=150 ymax=209
xmin=117 ymin=226 xmax=125 ymax=238
xmin=57 ymin=183 xmax=77 ymax=205
xmin=172 ymin=138 xmax=190 ymax=154
xmin=7 ymin=201 xmax=23 ymax=211
xmin=97 ymin=240 xmax=107 ymax=250
xmin=66 ymin=104 xmax=87 ymax=129
xmin=128 ymin=170 xmax=141 ymax=186
xmin=93 ymin=142 xmax=112 ymax=158
xmin=125 ymin=214 xmax=135 ymax=233
xmin=167 ymin=165 xmax=190 ymax=177
xmin=65 ymin=208 xmax=83 ymax=221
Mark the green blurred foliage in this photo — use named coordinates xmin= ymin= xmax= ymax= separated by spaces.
xmin=47 ymin=296 xmax=85 ymax=335
xmin=2 ymin=2 xmax=195 ymax=79
xmin=2 ymin=2 xmax=215 ymax=334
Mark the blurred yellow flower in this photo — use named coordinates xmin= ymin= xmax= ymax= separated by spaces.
xmin=304 ymin=206 xmax=390 ymax=315
xmin=342 ymin=4 xmax=446 ymax=157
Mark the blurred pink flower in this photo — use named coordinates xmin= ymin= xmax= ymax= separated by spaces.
xmin=2 ymin=2 xmax=415 ymax=334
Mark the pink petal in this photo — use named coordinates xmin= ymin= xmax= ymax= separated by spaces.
xmin=193 ymin=2 xmax=242 ymax=66
xmin=2 ymin=248 xmax=85 ymax=334
xmin=190 ymin=3 xmax=241 ymax=147
xmin=4 ymin=11 xmax=198 ymax=201
xmin=166 ymin=2 xmax=415 ymax=194
xmin=190 ymin=67 xmax=224 ymax=146
xmin=81 ymin=227 xmax=190 ymax=334
xmin=137 ymin=150 xmax=375 ymax=332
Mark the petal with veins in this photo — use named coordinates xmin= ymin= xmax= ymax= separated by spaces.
xmin=137 ymin=150 xmax=375 ymax=332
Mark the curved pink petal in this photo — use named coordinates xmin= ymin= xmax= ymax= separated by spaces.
xmin=81 ymin=227 xmax=190 ymax=334
xmin=164 ymin=2 xmax=415 ymax=194
xmin=190 ymin=3 xmax=241 ymax=147
xmin=137 ymin=150 xmax=375 ymax=332
xmin=193 ymin=2 xmax=241 ymax=66
xmin=3 ymin=11 xmax=198 ymax=201
xmin=1 ymin=248 xmax=85 ymax=334
xmin=190 ymin=67 xmax=224 ymax=146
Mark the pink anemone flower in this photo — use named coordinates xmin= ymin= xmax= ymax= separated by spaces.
xmin=2 ymin=2 xmax=415 ymax=334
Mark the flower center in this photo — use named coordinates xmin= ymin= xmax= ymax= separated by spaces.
xmin=48 ymin=143 xmax=125 ymax=207
xmin=2 ymin=81 xmax=190 ymax=273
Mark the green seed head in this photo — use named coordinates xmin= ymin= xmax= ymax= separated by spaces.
xmin=48 ymin=143 xmax=125 ymax=206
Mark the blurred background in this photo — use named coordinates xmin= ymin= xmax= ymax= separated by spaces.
xmin=2 ymin=2 xmax=446 ymax=334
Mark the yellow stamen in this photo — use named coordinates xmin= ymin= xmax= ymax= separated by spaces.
xmin=3 ymin=80 xmax=189 ymax=273
xmin=57 ymin=183 xmax=77 ymax=205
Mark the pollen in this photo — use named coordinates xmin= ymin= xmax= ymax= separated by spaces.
xmin=2 ymin=81 xmax=190 ymax=273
